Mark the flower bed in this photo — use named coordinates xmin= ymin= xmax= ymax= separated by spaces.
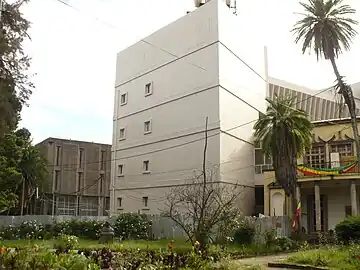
xmin=0 ymin=245 xmax=230 ymax=270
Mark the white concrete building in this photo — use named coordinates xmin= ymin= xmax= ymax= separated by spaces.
xmin=110 ymin=0 xmax=267 ymax=216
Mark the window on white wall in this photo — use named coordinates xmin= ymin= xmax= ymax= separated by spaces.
xmin=143 ymin=160 xmax=150 ymax=173
xmin=119 ymin=128 xmax=126 ymax=140
xmin=118 ymin=164 xmax=124 ymax=176
xmin=144 ymin=120 xmax=152 ymax=134
xmin=117 ymin=197 xmax=122 ymax=207
xmin=142 ymin=196 xmax=148 ymax=207
xmin=145 ymin=82 xmax=153 ymax=96
xmin=120 ymin=93 xmax=128 ymax=105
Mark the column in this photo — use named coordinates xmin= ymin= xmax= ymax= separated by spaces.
xmin=296 ymin=185 xmax=301 ymax=227
xmin=314 ymin=183 xmax=321 ymax=232
xmin=350 ymin=180 xmax=358 ymax=216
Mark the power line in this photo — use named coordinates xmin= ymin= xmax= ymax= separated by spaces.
xmin=45 ymin=87 xmax=332 ymax=170
xmin=47 ymin=0 xmax=334 ymax=182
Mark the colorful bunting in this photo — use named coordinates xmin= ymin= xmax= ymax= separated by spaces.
xmin=296 ymin=160 xmax=358 ymax=176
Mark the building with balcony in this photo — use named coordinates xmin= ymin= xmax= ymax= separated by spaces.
xmin=36 ymin=138 xmax=111 ymax=216
xmin=111 ymin=0 xmax=267 ymax=215
xmin=253 ymin=77 xmax=360 ymax=215
xmin=263 ymin=118 xmax=360 ymax=233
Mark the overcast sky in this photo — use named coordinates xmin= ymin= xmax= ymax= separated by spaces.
xmin=18 ymin=0 xmax=360 ymax=144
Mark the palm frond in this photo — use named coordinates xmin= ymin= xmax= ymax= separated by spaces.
xmin=292 ymin=0 xmax=358 ymax=60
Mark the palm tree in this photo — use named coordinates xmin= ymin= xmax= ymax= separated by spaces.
xmin=292 ymin=0 xmax=359 ymax=161
xmin=254 ymin=95 xmax=313 ymax=218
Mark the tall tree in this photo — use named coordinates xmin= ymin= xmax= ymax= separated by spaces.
xmin=0 ymin=0 xmax=33 ymax=139
xmin=292 ymin=0 xmax=359 ymax=161
xmin=0 ymin=128 xmax=47 ymax=215
xmin=254 ymin=95 xmax=313 ymax=220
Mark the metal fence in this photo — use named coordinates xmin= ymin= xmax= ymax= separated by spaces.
xmin=0 ymin=215 xmax=291 ymax=240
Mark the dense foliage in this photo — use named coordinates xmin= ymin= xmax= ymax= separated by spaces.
xmin=0 ymin=128 xmax=47 ymax=215
xmin=0 ymin=0 xmax=33 ymax=138
xmin=0 ymin=1 xmax=47 ymax=215
xmin=335 ymin=215 xmax=360 ymax=243
xmin=0 ymin=214 xmax=152 ymax=241
xmin=233 ymin=220 xmax=255 ymax=245
xmin=114 ymin=213 xmax=151 ymax=240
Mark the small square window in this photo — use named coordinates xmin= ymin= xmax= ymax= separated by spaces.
xmin=119 ymin=128 xmax=126 ymax=140
xmin=120 ymin=93 xmax=128 ymax=105
xmin=143 ymin=160 xmax=150 ymax=173
xmin=142 ymin=196 xmax=148 ymax=207
xmin=144 ymin=120 xmax=152 ymax=134
xmin=118 ymin=164 xmax=124 ymax=176
xmin=117 ymin=197 xmax=122 ymax=207
xmin=145 ymin=82 xmax=153 ymax=96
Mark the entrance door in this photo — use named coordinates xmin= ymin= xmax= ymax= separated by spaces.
xmin=307 ymin=195 xmax=328 ymax=233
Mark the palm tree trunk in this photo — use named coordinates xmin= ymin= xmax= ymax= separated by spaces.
xmin=329 ymin=57 xmax=360 ymax=162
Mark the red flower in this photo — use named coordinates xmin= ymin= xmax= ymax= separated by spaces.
xmin=167 ymin=243 xmax=173 ymax=250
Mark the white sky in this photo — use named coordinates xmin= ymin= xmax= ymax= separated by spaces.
xmin=17 ymin=0 xmax=360 ymax=144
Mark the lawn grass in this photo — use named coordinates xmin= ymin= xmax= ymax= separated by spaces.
xmin=287 ymin=246 xmax=360 ymax=270
xmin=0 ymin=238 xmax=192 ymax=252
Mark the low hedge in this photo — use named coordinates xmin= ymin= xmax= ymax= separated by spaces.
xmin=0 ymin=213 xmax=151 ymax=241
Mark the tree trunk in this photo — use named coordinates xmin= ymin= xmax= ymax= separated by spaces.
xmin=20 ymin=179 xmax=25 ymax=216
xmin=329 ymin=57 xmax=360 ymax=162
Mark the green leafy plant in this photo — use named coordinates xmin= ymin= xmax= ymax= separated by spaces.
xmin=335 ymin=215 xmax=360 ymax=243
xmin=233 ymin=220 xmax=255 ymax=245
xmin=114 ymin=213 xmax=151 ymax=240
xmin=53 ymin=234 xmax=79 ymax=251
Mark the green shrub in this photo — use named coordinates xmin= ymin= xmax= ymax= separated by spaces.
xmin=0 ymin=221 xmax=47 ymax=240
xmin=275 ymin=237 xmax=296 ymax=251
xmin=233 ymin=220 xmax=255 ymax=245
xmin=114 ymin=213 xmax=151 ymax=240
xmin=52 ymin=220 xmax=105 ymax=240
xmin=53 ymin=234 xmax=79 ymax=250
xmin=335 ymin=215 xmax=360 ymax=243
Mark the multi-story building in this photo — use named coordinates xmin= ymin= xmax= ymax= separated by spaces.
xmin=36 ymin=138 xmax=111 ymax=216
xmin=111 ymin=0 xmax=360 ymax=216
xmin=111 ymin=0 xmax=267 ymax=216
xmin=263 ymin=118 xmax=360 ymax=233
xmin=254 ymin=77 xmax=360 ymax=215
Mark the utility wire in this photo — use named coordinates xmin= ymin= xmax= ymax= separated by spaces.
xmin=46 ymin=87 xmax=332 ymax=169
xmin=48 ymin=0 xmax=334 ymax=180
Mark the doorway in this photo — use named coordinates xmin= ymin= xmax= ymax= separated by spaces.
xmin=307 ymin=195 xmax=328 ymax=232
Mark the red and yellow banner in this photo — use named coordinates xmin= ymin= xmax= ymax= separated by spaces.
xmin=296 ymin=160 xmax=358 ymax=176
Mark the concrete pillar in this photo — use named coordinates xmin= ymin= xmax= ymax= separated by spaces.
xmin=314 ymin=183 xmax=321 ymax=232
xmin=350 ymin=181 xmax=358 ymax=216
xmin=296 ymin=185 xmax=301 ymax=226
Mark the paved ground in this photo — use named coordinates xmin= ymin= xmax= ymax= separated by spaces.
xmin=237 ymin=253 xmax=292 ymax=269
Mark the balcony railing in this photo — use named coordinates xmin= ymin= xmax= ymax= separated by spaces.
xmin=255 ymin=164 xmax=274 ymax=174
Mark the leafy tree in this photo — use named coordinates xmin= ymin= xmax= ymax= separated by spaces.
xmin=254 ymin=96 xmax=313 ymax=223
xmin=0 ymin=128 xmax=48 ymax=215
xmin=292 ymin=0 xmax=359 ymax=160
xmin=0 ymin=0 xmax=33 ymax=138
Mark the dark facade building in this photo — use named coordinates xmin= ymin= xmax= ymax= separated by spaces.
xmin=36 ymin=138 xmax=111 ymax=216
